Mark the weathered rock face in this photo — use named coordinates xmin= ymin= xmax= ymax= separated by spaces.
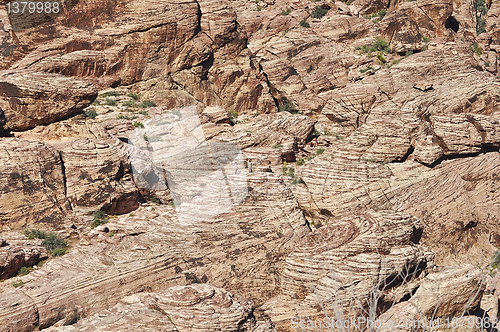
xmin=0 ymin=138 xmax=69 ymax=229
xmin=378 ymin=265 xmax=485 ymax=332
xmin=1 ymin=0 xmax=276 ymax=114
xmin=2 ymin=0 xmax=500 ymax=331
xmin=0 ymin=70 xmax=97 ymax=131
xmin=263 ymin=210 xmax=435 ymax=331
xmin=59 ymin=137 xmax=139 ymax=215
xmin=0 ymin=236 xmax=48 ymax=280
xmin=321 ymin=45 xmax=500 ymax=165
xmin=44 ymin=284 xmax=277 ymax=332
xmin=0 ymin=118 xmax=141 ymax=227
xmin=299 ymin=143 xmax=500 ymax=267
xmin=0 ymin=172 xmax=309 ymax=331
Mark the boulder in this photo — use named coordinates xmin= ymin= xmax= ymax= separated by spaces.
xmin=0 ymin=70 xmax=97 ymax=131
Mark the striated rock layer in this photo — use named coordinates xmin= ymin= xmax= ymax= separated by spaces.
xmin=44 ymin=284 xmax=277 ymax=332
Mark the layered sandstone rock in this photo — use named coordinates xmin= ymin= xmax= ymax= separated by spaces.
xmin=263 ymin=210 xmax=436 ymax=330
xmin=1 ymin=0 xmax=276 ymax=114
xmin=0 ymin=138 xmax=69 ymax=229
xmin=0 ymin=70 xmax=97 ymax=131
xmin=45 ymin=284 xmax=277 ymax=332
xmin=0 ymin=172 xmax=310 ymax=331
xmin=0 ymin=236 xmax=48 ymax=280
xmin=378 ymin=265 xmax=485 ymax=332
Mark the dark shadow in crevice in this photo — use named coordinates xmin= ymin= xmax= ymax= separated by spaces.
xmin=445 ymin=16 xmax=460 ymax=33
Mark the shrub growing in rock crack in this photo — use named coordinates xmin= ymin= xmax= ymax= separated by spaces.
xmin=85 ymin=108 xmax=97 ymax=119
xmin=24 ymin=229 xmax=68 ymax=256
xmin=299 ymin=20 xmax=310 ymax=28
xmin=311 ymin=6 xmax=328 ymax=19
xmin=91 ymin=210 xmax=108 ymax=228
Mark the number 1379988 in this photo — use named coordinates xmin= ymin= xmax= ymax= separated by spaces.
xmin=7 ymin=1 xmax=59 ymax=14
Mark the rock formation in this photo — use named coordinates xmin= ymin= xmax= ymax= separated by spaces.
xmin=0 ymin=0 xmax=500 ymax=331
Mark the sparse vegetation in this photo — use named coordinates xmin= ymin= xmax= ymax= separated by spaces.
xmin=171 ymin=110 xmax=182 ymax=118
xmin=422 ymin=35 xmax=430 ymax=43
xmin=360 ymin=66 xmax=376 ymax=73
xmin=138 ymin=110 xmax=148 ymax=115
xmin=476 ymin=0 xmax=488 ymax=16
xmin=24 ymin=229 xmax=46 ymax=239
xmin=106 ymin=98 xmax=117 ymax=106
xmin=492 ymin=249 xmax=500 ymax=269
xmin=278 ymin=98 xmax=298 ymax=113
xmin=364 ymin=8 xmax=386 ymax=23
xmin=311 ymin=6 xmax=328 ymax=19
xmin=117 ymin=115 xmax=138 ymax=120
xmin=299 ymin=19 xmax=310 ymax=28
xmin=282 ymin=162 xmax=303 ymax=184
xmin=85 ymin=108 xmax=97 ymax=119
xmin=150 ymin=197 xmax=159 ymax=204
xmin=127 ymin=92 xmax=139 ymax=100
xmin=133 ymin=121 xmax=145 ymax=128
xmin=102 ymin=91 xmax=120 ymax=97
xmin=24 ymin=229 xmax=68 ymax=256
xmin=470 ymin=42 xmax=483 ymax=56
xmin=91 ymin=210 xmax=108 ymax=229
xmin=52 ymin=247 xmax=67 ymax=257
xmin=109 ymin=232 xmax=115 ymax=238
xmin=280 ymin=7 xmax=291 ymax=15
xmin=122 ymin=101 xmax=137 ymax=107
xmin=273 ymin=143 xmax=284 ymax=148
xmin=316 ymin=148 xmax=325 ymax=155
xmin=376 ymin=52 xmax=386 ymax=64
xmin=17 ymin=267 xmax=31 ymax=276
xmin=229 ymin=109 xmax=239 ymax=125
xmin=477 ymin=16 xmax=486 ymax=35
xmin=12 ymin=280 xmax=23 ymax=288
xmin=296 ymin=158 xmax=305 ymax=166
xmin=147 ymin=135 xmax=164 ymax=142
xmin=140 ymin=100 xmax=156 ymax=108
xmin=355 ymin=37 xmax=391 ymax=56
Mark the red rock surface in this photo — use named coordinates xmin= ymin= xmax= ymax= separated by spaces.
xmin=1 ymin=0 xmax=500 ymax=331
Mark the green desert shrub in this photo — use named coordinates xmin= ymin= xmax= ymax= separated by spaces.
xmin=85 ymin=108 xmax=97 ymax=119
xmin=470 ymin=42 xmax=482 ymax=56
xmin=278 ymin=99 xmax=298 ymax=113
xmin=140 ymin=100 xmax=156 ymax=108
xmin=101 ymin=91 xmax=120 ymax=97
xmin=477 ymin=16 xmax=486 ymax=35
xmin=356 ymin=37 xmax=391 ymax=55
xmin=127 ymin=92 xmax=139 ymax=100
xmin=12 ymin=280 xmax=23 ymax=288
xmin=105 ymin=98 xmax=117 ymax=106
xmin=311 ymin=6 xmax=328 ymax=19
xmin=24 ymin=229 xmax=68 ymax=256
xmin=280 ymin=7 xmax=291 ymax=15
xmin=492 ymin=249 xmax=500 ymax=269
xmin=91 ymin=210 xmax=108 ymax=229
xmin=299 ymin=20 xmax=310 ymax=28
